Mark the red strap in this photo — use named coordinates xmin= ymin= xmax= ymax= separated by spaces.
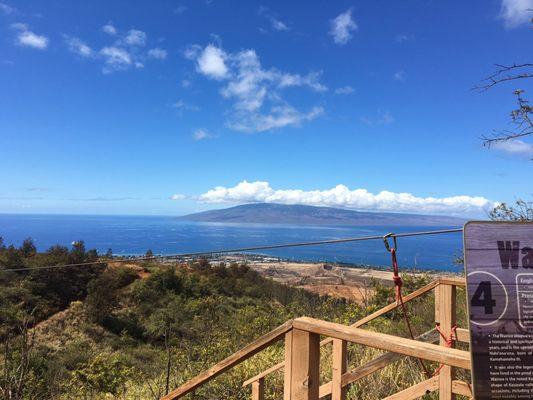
xmin=389 ymin=248 xmax=431 ymax=378
xmin=435 ymin=324 xmax=457 ymax=347
xmin=391 ymin=248 xmax=403 ymax=303
xmin=433 ymin=324 xmax=458 ymax=376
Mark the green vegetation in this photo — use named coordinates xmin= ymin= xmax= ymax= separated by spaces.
xmin=0 ymin=239 xmax=466 ymax=399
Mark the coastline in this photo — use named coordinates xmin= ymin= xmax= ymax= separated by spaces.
xmin=111 ymin=252 xmax=463 ymax=304
xmin=203 ymin=254 xmax=462 ymax=303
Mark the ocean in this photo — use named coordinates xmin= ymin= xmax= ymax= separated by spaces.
xmin=0 ymin=214 xmax=465 ymax=271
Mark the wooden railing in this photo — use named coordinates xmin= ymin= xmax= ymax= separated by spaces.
xmin=163 ymin=277 xmax=472 ymax=400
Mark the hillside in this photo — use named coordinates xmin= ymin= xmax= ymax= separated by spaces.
xmin=178 ymin=203 xmax=465 ymax=226
xmin=0 ymin=239 xmax=443 ymax=400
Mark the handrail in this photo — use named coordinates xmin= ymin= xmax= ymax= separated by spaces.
xmin=438 ymin=276 xmax=465 ymax=287
xmin=316 ymin=279 xmax=467 ymax=398
xmin=242 ymin=360 xmax=285 ymax=387
xmin=292 ymin=317 xmax=471 ymax=369
xmin=163 ymin=276 xmax=469 ymax=400
xmin=161 ymin=319 xmax=293 ymax=400
xmin=243 ymin=278 xmax=442 ymax=387
xmin=456 ymin=328 xmax=469 ymax=343
xmin=452 ymin=380 xmax=473 ymax=397
xmin=318 ymin=328 xmax=439 ymax=398
xmin=382 ymin=376 xmax=440 ymax=400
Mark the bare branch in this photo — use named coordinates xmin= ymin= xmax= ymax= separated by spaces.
xmin=481 ymin=130 xmax=533 ymax=146
xmin=490 ymin=199 xmax=533 ymax=222
xmin=473 ymin=63 xmax=533 ymax=92
xmin=481 ymin=89 xmax=533 ymax=146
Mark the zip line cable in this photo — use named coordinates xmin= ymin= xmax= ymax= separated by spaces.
xmin=0 ymin=227 xmax=463 ymax=273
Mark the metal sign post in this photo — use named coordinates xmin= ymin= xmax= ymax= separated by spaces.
xmin=464 ymin=221 xmax=533 ymax=399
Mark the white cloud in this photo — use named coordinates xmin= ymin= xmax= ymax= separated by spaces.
xmin=183 ymin=44 xmax=201 ymax=60
xmin=102 ymin=23 xmax=117 ymax=35
xmin=64 ymin=26 xmax=162 ymax=73
xmin=258 ymin=7 xmax=290 ymax=32
xmin=335 ymin=86 xmax=354 ymax=94
xmin=491 ymin=140 xmax=533 ymax=158
xmin=170 ymin=194 xmax=186 ymax=200
xmin=195 ymin=44 xmax=229 ymax=79
xmin=500 ymin=0 xmax=533 ymax=28
xmin=11 ymin=22 xmax=27 ymax=30
xmin=228 ymin=106 xmax=324 ymax=133
xmin=278 ymin=71 xmax=327 ymax=92
xmin=197 ymin=180 xmax=494 ymax=215
xmin=12 ymin=23 xmax=48 ymax=50
xmin=361 ymin=111 xmax=394 ymax=126
xmin=148 ymin=47 xmax=167 ymax=59
xmin=65 ymin=36 xmax=93 ymax=58
xmin=0 ymin=2 xmax=15 ymax=14
xmin=271 ymin=18 xmax=289 ymax=31
xmin=172 ymin=100 xmax=199 ymax=114
xmin=193 ymin=129 xmax=214 ymax=141
xmin=330 ymin=10 xmax=357 ymax=45
xmin=16 ymin=31 xmax=49 ymax=50
xmin=186 ymin=43 xmax=326 ymax=132
xmin=393 ymin=70 xmax=405 ymax=81
xmin=100 ymin=46 xmax=132 ymax=72
xmin=123 ymin=29 xmax=146 ymax=47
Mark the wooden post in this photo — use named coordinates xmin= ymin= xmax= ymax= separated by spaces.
xmin=284 ymin=331 xmax=293 ymax=400
xmin=331 ymin=339 xmax=347 ymax=400
xmin=435 ymin=283 xmax=456 ymax=400
xmin=286 ymin=329 xmax=320 ymax=400
xmin=251 ymin=378 xmax=265 ymax=400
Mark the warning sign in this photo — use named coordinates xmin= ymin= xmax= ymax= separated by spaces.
xmin=464 ymin=221 xmax=533 ymax=399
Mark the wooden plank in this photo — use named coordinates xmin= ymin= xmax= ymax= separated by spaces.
xmin=455 ymin=328 xmax=469 ymax=344
xmin=318 ymin=382 xmax=332 ymax=399
xmin=161 ymin=319 xmax=293 ymax=400
xmin=381 ymin=376 xmax=439 ymax=400
xmin=331 ymin=339 xmax=347 ymax=400
xmin=437 ymin=277 xmax=465 ymax=287
xmin=243 ymin=361 xmax=284 ymax=387
xmin=318 ymin=329 xmax=439 ymax=398
xmin=244 ymin=280 xmax=439 ymax=387
xmin=436 ymin=284 xmax=456 ymax=400
xmin=252 ymin=378 xmax=265 ymax=400
xmin=451 ymin=380 xmax=473 ymax=398
xmin=290 ymin=329 xmax=320 ymax=400
xmin=292 ymin=317 xmax=471 ymax=370
xmin=284 ymin=331 xmax=293 ymax=400
xmin=340 ymin=329 xmax=438 ymax=388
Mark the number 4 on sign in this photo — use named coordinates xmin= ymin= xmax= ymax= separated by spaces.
xmin=471 ymin=281 xmax=496 ymax=314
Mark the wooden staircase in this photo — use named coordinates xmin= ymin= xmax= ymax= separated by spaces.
xmin=162 ymin=277 xmax=472 ymax=400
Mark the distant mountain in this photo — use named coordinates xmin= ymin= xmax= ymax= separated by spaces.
xmin=178 ymin=203 xmax=465 ymax=226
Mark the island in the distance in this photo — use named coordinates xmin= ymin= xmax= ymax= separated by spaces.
xmin=177 ymin=203 xmax=466 ymax=226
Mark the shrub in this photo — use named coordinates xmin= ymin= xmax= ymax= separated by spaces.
xmin=70 ymin=353 xmax=133 ymax=397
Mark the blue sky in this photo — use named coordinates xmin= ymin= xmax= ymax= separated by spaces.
xmin=0 ymin=0 xmax=532 ymax=217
